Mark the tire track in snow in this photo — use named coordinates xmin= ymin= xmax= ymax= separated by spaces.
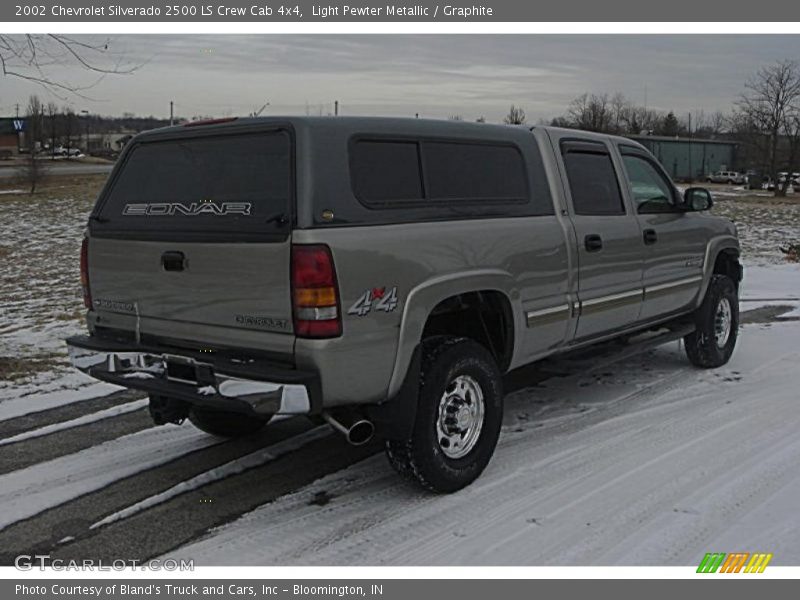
xmin=0 ymin=399 xmax=148 ymax=447
xmin=0 ymin=422 xmax=223 ymax=533
xmin=47 ymin=434 xmax=379 ymax=564
xmin=0 ymin=416 xmax=315 ymax=564
xmin=89 ymin=426 xmax=331 ymax=530
xmin=0 ymin=388 xmax=142 ymax=440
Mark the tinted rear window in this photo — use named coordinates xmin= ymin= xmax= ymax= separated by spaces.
xmin=425 ymin=142 xmax=527 ymax=201
xmin=562 ymin=151 xmax=625 ymax=216
xmin=97 ymin=131 xmax=291 ymax=233
xmin=350 ymin=141 xmax=423 ymax=203
xmin=350 ymin=138 xmax=528 ymax=206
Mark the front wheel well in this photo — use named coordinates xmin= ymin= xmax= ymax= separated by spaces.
xmin=421 ymin=290 xmax=514 ymax=372
xmin=712 ymin=249 xmax=743 ymax=289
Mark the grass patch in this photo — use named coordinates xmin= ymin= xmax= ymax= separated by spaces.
xmin=0 ymin=173 xmax=107 ymax=203
xmin=0 ymin=353 xmax=63 ymax=382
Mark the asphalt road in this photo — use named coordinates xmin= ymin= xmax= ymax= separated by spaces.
xmin=0 ymin=163 xmax=114 ymax=179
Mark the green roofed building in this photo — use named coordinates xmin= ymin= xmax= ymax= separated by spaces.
xmin=627 ymin=135 xmax=739 ymax=182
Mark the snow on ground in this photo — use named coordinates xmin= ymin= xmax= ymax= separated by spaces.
xmin=89 ymin=426 xmax=331 ymax=530
xmin=710 ymin=196 xmax=800 ymax=266
xmin=0 ymin=186 xmax=95 ymax=397
xmin=166 ymin=319 xmax=800 ymax=566
xmin=0 ymin=398 xmax=148 ymax=446
xmin=0 ymin=423 xmax=220 ymax=531
xmin=0 ymin=378 xmax=121 ymax=419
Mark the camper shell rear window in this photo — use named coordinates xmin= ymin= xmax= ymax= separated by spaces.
xmin=93 ymin=129 xmax=292 ymax=238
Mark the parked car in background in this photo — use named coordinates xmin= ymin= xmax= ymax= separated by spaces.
xmin=706 ymin=170 xmax=745 ymax=184
xmin=53 ymin=146 xmax=84 ymax=157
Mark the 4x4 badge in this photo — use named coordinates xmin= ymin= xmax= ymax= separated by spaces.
xmin=348 ymin=287 xmax=399 ymax=316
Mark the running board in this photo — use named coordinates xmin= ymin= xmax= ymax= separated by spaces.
xmin=600 ymin=323 xmax=695 ymax=365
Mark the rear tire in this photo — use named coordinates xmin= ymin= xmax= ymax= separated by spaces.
xmin=385 ymin=336 xmax=503 ymax=493
xmin=684 ymin=274 xmax=739 ymax=368
xmin=188 ymin=408 xmax=268 ymax=438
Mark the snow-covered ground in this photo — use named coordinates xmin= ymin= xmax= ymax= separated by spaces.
xmin=0 ymin=188 xmax=95 ymax=401
xmin=163 ymin=314 xmax=800 ymax=565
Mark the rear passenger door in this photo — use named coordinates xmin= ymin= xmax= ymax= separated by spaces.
xmin=555 ymin=137 xmax=645 ymax=340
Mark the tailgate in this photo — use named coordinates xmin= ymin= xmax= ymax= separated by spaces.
xmin=87 ymin=127 xmax=295 ymax=354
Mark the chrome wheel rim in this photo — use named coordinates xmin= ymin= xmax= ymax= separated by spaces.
xmin=436 ymin=374 xmax=485 ymax=459
xmin=714 ymin=298 xmax=732 ymax=348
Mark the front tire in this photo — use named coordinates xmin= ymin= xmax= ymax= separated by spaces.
xmin=684 ymin=274 xmax=739 ymax=368
xmin=385 ymin=336 xmax=503 ymax=493
xmin=188 ymin=408 xmax=268 ymax=438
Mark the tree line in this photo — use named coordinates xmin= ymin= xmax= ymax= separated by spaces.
xmin=22 ymin=95 xmax=172 ymax=157
xmin=496 ymin=59 xmax=800 ymax=196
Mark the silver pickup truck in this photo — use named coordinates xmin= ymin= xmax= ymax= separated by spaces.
xmin=67 ymin=117 xmax=742 ymax=492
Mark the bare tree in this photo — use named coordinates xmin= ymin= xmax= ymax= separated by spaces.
xmin=696 ymin=110 xmax=728 ymax=138
xmin=62 ymin=107 xmax=77 ymax=155
xmin=503 ymin=105 xmax=526 ymax=125
xmin=567 ymin=93 xmax=612 ymax=132
xmin=609 ymin=93 xmax=630 ymax=134
xmin=21 ymin=95 xmax=48 ymax=193
xmin=46 ymin=102 xmax=59 ymax=158
xmin=737 ymin=59 xmax=800 ymax=196
xmin=0 ymin=34 xmax=137 ymax=97
xmin=25 ymin=95 xmax=44 ymax=151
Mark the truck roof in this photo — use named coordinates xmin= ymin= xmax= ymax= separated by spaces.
xmin=130 ymin=115 xmax=648 ymax=155
xmin=133 ymin=115 xmax=535 ymax=143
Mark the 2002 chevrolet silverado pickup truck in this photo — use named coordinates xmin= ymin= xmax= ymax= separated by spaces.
xmin=67 ymin=116 xmax=742 ymax=492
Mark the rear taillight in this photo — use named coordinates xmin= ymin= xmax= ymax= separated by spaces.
xmin=291 ymin=244 xmax=341 ymax=338
xmin=80 ymin=237 xmax=92 ymax=310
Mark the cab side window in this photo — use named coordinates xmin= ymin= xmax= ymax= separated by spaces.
xmin=561 ymin=141 xmax=625 ymax=216
xmin=621 ymin=153 xmax=677 ymax=213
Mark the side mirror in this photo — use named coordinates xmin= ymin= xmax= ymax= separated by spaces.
xmin=683 ymin=187 xmax=713 ymax=211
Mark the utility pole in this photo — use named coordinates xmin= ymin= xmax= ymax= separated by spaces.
xmin=687 ymin=112 xmax=693 ymax=183
xmin=169 ymin=101 xmax=174 ymax=126
xmin=334 ymin=100 xmax=339 ymax=116
xmin=81 ymin=109 xmax=89 ymax=155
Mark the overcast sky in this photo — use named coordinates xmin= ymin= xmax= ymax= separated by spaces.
xmin=2 ymin=35 xmax=800 ymax=123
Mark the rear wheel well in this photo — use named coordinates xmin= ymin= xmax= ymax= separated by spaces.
xmin=713 ymin=249 xmax=742 ymax=289
xmin=421 ymin=290 xmax=513 ymax=372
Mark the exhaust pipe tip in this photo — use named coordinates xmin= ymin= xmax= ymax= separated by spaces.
xmin=346 ymin=420 xmax=375 ymax=446
xmin=323 ymin=412 xmax=375 ymax=446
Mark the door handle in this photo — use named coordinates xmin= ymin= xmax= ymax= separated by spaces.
xmin=584 ymin=234 xmax=603 ymax=252
xmin=643 ymin=229 xmax=658 ymax=245
xmin=161 ymin=251 xmax=186 ymax=272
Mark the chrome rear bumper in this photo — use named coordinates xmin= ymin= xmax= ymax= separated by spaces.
xmin=66 ymin=338 xmax=314 ymax=417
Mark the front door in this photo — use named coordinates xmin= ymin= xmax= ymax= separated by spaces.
xmin=554 ymin=136 xmax=645 ymax=340
xmin=617 ymin=146 xmax=707 ymax=321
